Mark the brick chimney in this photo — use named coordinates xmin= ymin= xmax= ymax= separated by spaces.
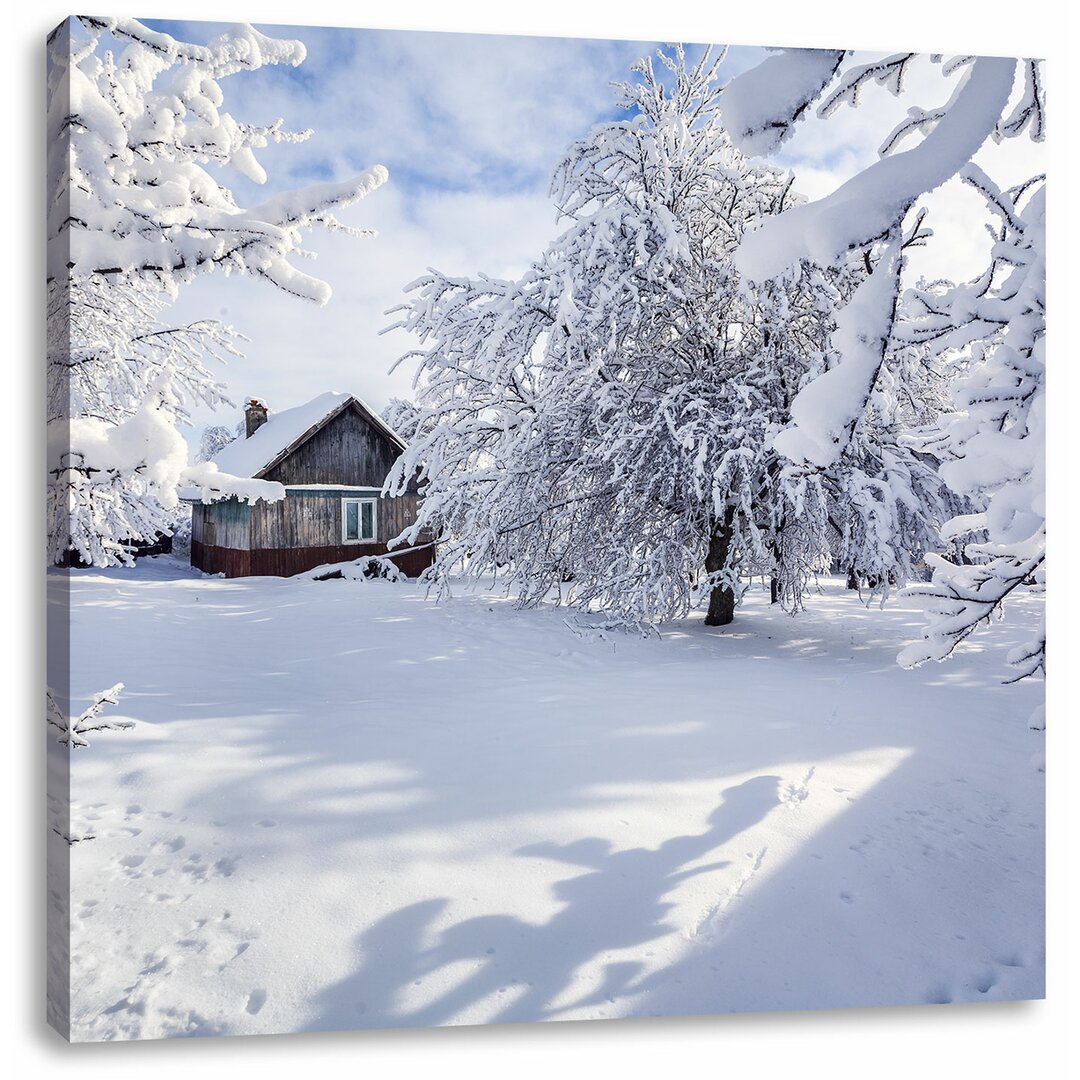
xmin=245 ymin=399 xmax=269 ymax=438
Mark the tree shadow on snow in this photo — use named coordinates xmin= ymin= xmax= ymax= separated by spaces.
xmin=304 ymin=774 xmax=781 ymax=1031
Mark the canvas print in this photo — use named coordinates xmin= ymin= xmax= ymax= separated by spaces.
xmin=46 ymin=15 xmax=1046 ymax=1041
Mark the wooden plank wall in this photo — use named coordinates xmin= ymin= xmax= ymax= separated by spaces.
xmin=191 ymin=501 xmax=252 ymax=573
xmin=193 ymin=500 xmax=251 ymax=551
xmin=248 ymin=491 xmax=424 ymax=550
xmin=193 ymin=491 xmax=433 ymax=578
xmin=378 ymin=494 xmax=424 ymax=547
xmin=262 ymin=407 xmax=400 ymax=486
xmin=190 ymin=540 xmax=251 ymax=577
xmin=245 ymin=542 xmax=434 ymax=579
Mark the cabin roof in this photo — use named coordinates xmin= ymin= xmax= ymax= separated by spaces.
xmin=209 ymin=392 xmax=406 ymax=480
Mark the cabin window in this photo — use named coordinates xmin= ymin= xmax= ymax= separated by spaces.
xmin=342 ymin=498 xmax=377 ymax=543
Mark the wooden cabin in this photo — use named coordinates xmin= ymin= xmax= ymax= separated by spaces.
xmin=186 ymin=393 xmax=433 ymax=579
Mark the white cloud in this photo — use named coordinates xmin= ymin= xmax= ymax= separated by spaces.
xmin=172 ymin=183 xmax=564 ymax=436
xmin=153 ymin=21 xmax=656 ymax=200
xmin=159 ymin=30 xmax=1045 ymax=443
xmin=148 ymin=21 xmax=675 ymax=441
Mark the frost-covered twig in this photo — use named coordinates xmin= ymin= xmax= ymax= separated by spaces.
xmin=47 ymin=683 xmax=131 ymax=748
xmin=996 ymin=59 xmax=1046 ymax=142
xmin=897 ymin=536 xmax=1043 ymax=669
xmin=818 ymin=53 xmax=916 ymax=116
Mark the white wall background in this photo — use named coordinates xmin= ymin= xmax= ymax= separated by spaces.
xmin=9 ymin=2 xmax=1077 ymax=1077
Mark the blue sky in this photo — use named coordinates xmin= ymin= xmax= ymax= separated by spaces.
xmin=148 ymin=21 xmax=766 ymax=440
xmin=144 ymin=21 xmax=765 ymax=201
xmin=141 ymin=19 xmax=1043 ymax=446
xmin=149 ymin=22 xmax=620 ymax=195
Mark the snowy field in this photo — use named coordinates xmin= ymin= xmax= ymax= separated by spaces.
xmin=51 ymin=558 xmax=1044 ymax=1041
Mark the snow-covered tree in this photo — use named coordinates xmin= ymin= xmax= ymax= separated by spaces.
xmin=195 ymin=423 xmax=238 ymax=464
xmin=387 ymin=47 xmax=954 ymax=627
xmin=47 ymin=16 xmax=388 ymax=565
xmin=381 ymin=398 xmax=431 ymax=443
xmin=721 ymin=49 xmax=1045 ymax=672
xmin=47 ymin=274 xmax=237 ymax=433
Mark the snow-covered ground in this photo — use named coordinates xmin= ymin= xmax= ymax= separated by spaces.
xmin=50 ymin=558 xmax=1044 ymax=1041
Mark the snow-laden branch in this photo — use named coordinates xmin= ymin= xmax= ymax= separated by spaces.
xmin=818 ymin=53 xmax=918 ymax=117
xmin=897 ymin=531 xmax=1044 ymax=669
xmin=773 ymin=233 xmax=904 ymax=467
xmin=719 ymin=49 xmax=847 ymax=158
xmin=63 ymin=167 xmax=388 ymax=305
xmin=47 ymin=683 xmax=131 ymax=748
xmin=76 ymin=17 xmax=307 ymax=75
xmin=898 ymin=182 xmax=1044 ymax=677
xmin=48 ymin=17 xmax=388 ymax=302
xmin=733 ymin=56 xmax=1017 ymax=281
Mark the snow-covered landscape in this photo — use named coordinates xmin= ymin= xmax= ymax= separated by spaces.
xmin=44 ymin=11 xmax=1048 ymax=1050
xmin=55 ymin=558 xmax=1043 ymax=1039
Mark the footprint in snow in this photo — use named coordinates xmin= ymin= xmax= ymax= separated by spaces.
xmin=182 ymin=857 xmax=209 ymax=881
xmin=180 ymin=854 xmax=238 ymax=881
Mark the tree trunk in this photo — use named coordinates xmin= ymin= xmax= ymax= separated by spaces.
xmin=704 ymin=507 xmax=736 ymax=626
xmin=846 ymin=567 xmax=859 ymax=590
xmin=770 ymin=532 xmax=781 ymax=605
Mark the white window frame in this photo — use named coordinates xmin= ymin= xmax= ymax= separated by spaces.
xmin=341 ymin=497 xmax=378 ymax=544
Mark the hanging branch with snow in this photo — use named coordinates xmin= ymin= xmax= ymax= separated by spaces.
xmin=721 ymin=46 xmax=1045 ymax=674
xmin=896 ymin=176 xmax=1045 ymax=677
xmin=47 ymin=16 xmax=388 ymax=566
xmin=47 ymin=16 xmax=387 ymax=300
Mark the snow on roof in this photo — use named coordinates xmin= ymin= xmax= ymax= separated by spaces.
xmin=210 ymin=391 xmax=405 ymax=479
